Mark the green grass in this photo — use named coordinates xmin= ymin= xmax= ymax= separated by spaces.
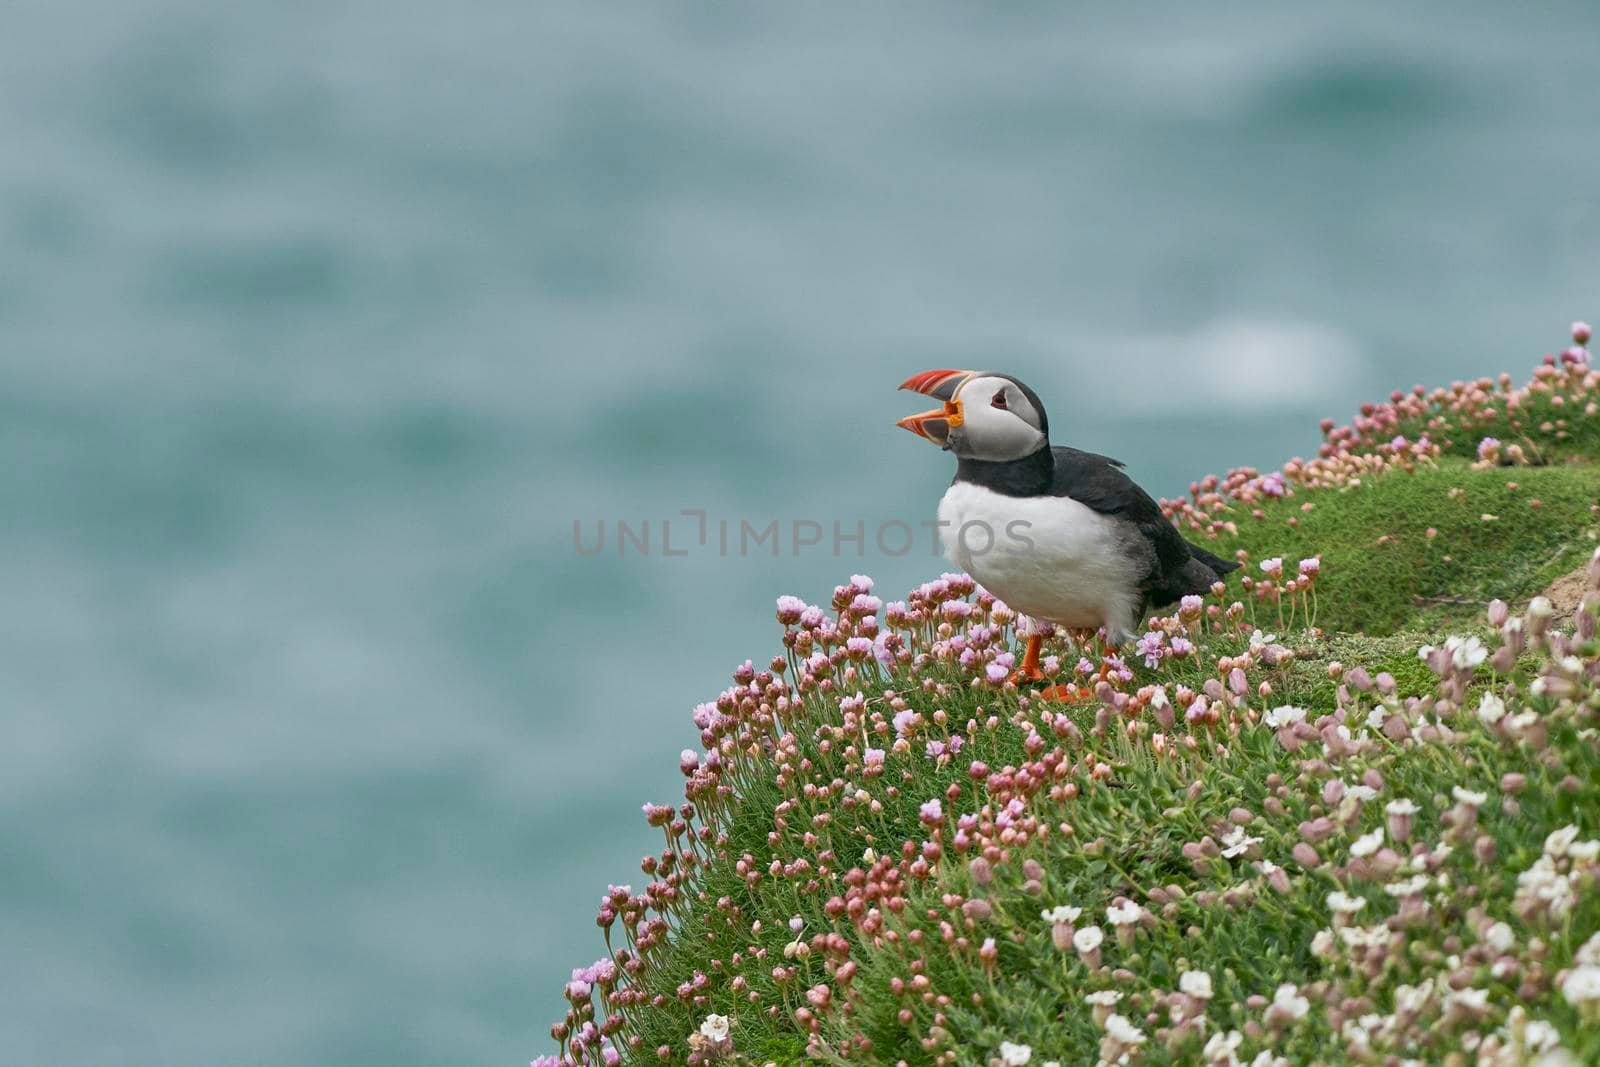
xmin=1206 ymin=460 xmax=1600 ymax=635
xmin=548 ymin=344 xmax=1600 ymax=1067
xmin=1203 ymin=460 xmax=1600 ymax=633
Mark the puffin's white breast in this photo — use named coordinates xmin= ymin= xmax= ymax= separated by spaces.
xmin=936 ymin=481 xmax=1143 ymax=640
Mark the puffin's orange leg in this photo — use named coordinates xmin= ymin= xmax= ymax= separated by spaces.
xmin=1036 ymin=630 xmax=1116 ymax=702
xmin=1009 ymin=633 xmax=1045 ymax=684
xmin=1093 ymin=633 xmax=1119 ymax=684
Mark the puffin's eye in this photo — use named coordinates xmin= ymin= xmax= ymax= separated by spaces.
xmin=991 ymin=390 xmax=1008 ymax=410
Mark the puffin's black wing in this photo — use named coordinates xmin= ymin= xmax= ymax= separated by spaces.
xmin=1048 ymin=447 xmax=1237 ymax=609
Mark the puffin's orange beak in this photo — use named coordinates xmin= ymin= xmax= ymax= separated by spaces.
xmin=897 ymin=369 xmax=976 ymax=446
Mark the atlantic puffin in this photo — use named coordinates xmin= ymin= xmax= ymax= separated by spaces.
xmin=897 ymin=369 xmax=1238 ymax=685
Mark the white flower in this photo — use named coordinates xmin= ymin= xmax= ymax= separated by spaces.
xmin=1220 ymin=826 xmax=1262 ymax=858
xmin=1311 ymin=929 xmax=1336 ymax=957
xmin=1338 ymin=923 xmax=1393 ymax=949
xmin=1104 ymin=1014 xmax=1146 ymax=1045
xmin=1484 ymin=921 xmax=1516 ymax=953
xmin=1383 ymin=874 xmax=1430 ymax=897
xmin=1364 ymin=706 xmax=1386 ymax=731
xmin=1350 ymin=828 xmax=1384 ymax=857
xmin=1562 ymin=964 xmax=1600 ymax=1004
xmin=1249 ymin=630 xmax=1279 ymax=650
xmin=1272 ymin=983 xmax=1310 ymax=1019
xmin=1264 ymin=705 xmax=1306 ymax=728
xmin=1477 ymin=692 xmax=1506 ymax=725
xmin=1073 ymin=925 xmax=1104 ymax=952
xmin=699 ymin=1014 xmax=731 ymax=1041
xmin=1576 ymin=932 xmax=1600 ymax=967
xmin=1346 ymin=784 xmax=1378 ymax=802
xmin=1444 ymin=987 xmax=1489 ymax=1013
xmin=1394 ymin=983 xmax=1431 ymax=1014
xmin=998 ymin=1040 xmax=1032 ymax=1066
xmin=1524 ymin=1019 xmax=1561 ymax=1053
xmin=1517 ymin=855 xmax=1578 ymax=919
xmin=1085 ymin=989 xmax=1124 ymax=1006
xmin=1326 ymin=891 xmax=1366 ymax=915
xmin=1451 ymin=786 xmax=1487 ymax=806
xmin=1203 ymin=1030 xmax=1242 ymax=1060
xmin=1385 ymin=798 xmax=1420 ymax=816
xmin=1444 ymin=634 xmax=1487 ymax=670
xmin=1546 ymin=825 xmax=1582 ymax=857
xmin=1570 ymin=840 xmax=1600 ymax=862
xmin=1106 ymin=901 xmax=1143 ymax=926
xmin=1180 ymin=970 xmax=1215 ymax=999
xmin=1041 ymin=905 xmax=1082 ymax=924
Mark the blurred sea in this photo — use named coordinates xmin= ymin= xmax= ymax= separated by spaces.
xmin=2 ymin=2 xmax=1598 ymax=1063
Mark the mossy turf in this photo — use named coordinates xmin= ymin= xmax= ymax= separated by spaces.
xmin=1203 ymin=460 xmax=1600 ymax=635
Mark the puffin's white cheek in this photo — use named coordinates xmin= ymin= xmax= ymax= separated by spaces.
xmin=962 ymin=405 xmax=1046 ymax=461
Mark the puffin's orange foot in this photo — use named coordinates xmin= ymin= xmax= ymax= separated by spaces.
xmin=1037 ymin=684 xmax=1093 ymax=703
xmin=1009 ymin=667 xmax=1045 ymax=686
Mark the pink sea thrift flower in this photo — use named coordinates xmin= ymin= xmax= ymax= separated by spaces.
xmin=1136 ymin=630 xmax=1166 ymax=668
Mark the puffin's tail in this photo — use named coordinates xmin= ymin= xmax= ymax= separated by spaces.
xmin=1183 ymin=539 xmax=1239 ymax=576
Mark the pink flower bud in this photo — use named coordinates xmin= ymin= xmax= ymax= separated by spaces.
xmin=1475 ymin=834 xmax=1497 ymax=865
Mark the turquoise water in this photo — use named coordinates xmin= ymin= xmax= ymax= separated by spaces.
xmin=2 ymin=3 xmax=1597 ymax=1063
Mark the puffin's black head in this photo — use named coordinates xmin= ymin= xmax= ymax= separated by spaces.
xmin=897 ymin=370 xmax=1049 ymax=461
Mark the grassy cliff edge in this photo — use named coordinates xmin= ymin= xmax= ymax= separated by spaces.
xmin=542 ymin=324 xmax=1600 ymax=1067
